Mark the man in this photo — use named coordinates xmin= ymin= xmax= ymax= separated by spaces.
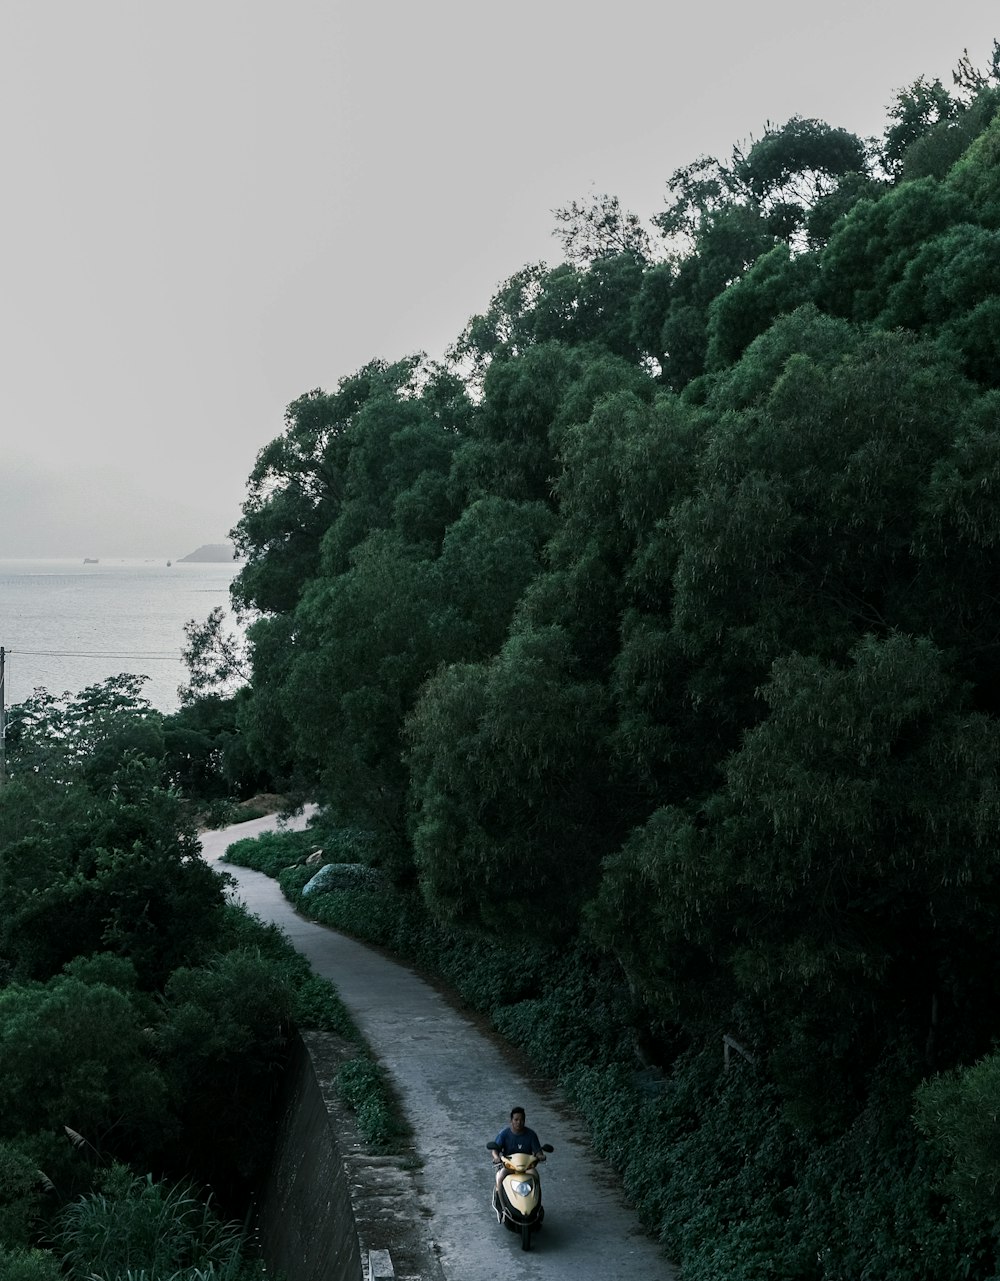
xmin=492 ymin=1106 xmax=545 ymax=1205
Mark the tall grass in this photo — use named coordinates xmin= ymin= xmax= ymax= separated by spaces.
xmin=52 ymin=1164 xmax=259 ymax=1281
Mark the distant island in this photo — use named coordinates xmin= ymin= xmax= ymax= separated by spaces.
xmin=178 ymin=543 xmax=238 ymax=563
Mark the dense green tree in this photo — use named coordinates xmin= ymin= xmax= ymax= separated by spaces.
xmin=655 ymin=116 xmax=871 ymax=263
xmin=450 ymin=341 xmax=598 ymax=503
xmin=671 ymin=317 xmax=969 ymax=689
xmin=818 ymin=178 xmax=972 ymax=322
xmin=731 ymin=116 xmax=869 ymax=230
xmin=280 ymin=534 xmax=451 ymax=861
xmin=318 ymin=374 xmax=465 ymax=574
xmin=945 ymin=112 xmax=1000 ymax=226
xmin=452 ymin=255 xmax=648 ymax=380
xmin=162 ymin=693 xmax=267 ymax=802
xmin=0 ymin=1141 xmax=49 ymax=1247
xmin=4 ymin=675 xmax=162 ymax=785
xmin=1 ymin=680 xmax=225 ymax=986
xmin=406 ymin=626 xmax=615 ymax=930
xmin=232 ymin=357 xmax=449 ymax=615
xmin=913 ymin=391 xmax=1000 ymax=704
xmin=705 ymin=243 xmax=819 ymax=369
xmin=521 ymin=383 xmax=682 ymax=676
xmin=591 ymin=635 xmax=1000 ymax=1120
xmin=878 ymin=223 xmax=1000 ymax=333
xmin=647 ymin=199 xmax=781 ymax=388
xmin=883 ymin=76 xmax=963 ymax=175
xmin=0 ymin=977 xmax=168 ymax=1156
xmin=437 ymin=496 xmax=556 ymax=656
xmin=0 ymin=770 xmax=223 ymax=986
xmin=228 ymin=359 xmax=473 ymax=807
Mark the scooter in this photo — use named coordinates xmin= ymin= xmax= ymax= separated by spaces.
xmin=486 ymin=1140 xmax=554 ymax=1251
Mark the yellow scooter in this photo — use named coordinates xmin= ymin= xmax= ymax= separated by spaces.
xmin=486 ymin=1141 xmax=554 ymax=1251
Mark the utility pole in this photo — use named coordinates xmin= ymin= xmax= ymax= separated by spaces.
xmin=0 ymin=645 xmax=5 ymax=787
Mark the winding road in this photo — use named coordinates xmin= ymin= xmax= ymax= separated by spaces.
xmin=200 ymin=812 xmax=677 ymax=1281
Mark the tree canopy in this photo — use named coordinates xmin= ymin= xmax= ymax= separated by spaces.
xmin=188 ymin=38 xmax=1000 ymax=1278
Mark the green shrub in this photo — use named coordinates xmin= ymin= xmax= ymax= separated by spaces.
xmin=335 ymin=1057 xmax=409 ymax=1153
xmin=0 ymin=978 xmax=168 ymax=1161
xmin=223 ymin=830 xmax=311 ymax=877
xmin=299 ymin=820 xmax=387 ymax=865
xmin=291 ymin=975 xmax=359 ymax=1040
xmin=213 ymin=904 xmax=309 ymax=977
xmin=277 ymin=864 xmax=315 ymax=900
xmin=0 ymin=1142 xmax=48 ymax=1248
xmin=915 ymin=1051 xmax=1000 ymax=1218
xmin=159 ymin=951 xmax=296 ymax=1181
xmin=297 ymin=881 xmax=553 ymax=1013
xmin=0 ymin=1247 xmax=62 ymax=1281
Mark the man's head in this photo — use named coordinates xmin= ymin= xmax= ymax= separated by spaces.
xmin=510 ymin=1107 xmax=526 ymax=1133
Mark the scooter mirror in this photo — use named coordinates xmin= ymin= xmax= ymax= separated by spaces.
xmin=486 ymin=1141 xmax=500 ymax=1152
xmin=542 ymin=1144 xmax=554 ymax=1153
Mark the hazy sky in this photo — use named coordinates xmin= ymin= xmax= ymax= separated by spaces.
xmin=1 ymin=2 xmax=996 ymax=557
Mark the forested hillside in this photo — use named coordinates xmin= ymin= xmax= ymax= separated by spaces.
xmin=218 ymin=43 xmax=1000 ymax=1278
xmin=0 ymin=678 xmax=380 ymax=1277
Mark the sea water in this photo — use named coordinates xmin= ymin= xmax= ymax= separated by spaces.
xmin=0 ymin=558 xmax=242 ymax=714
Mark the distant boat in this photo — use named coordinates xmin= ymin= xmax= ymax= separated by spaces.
xmin=83 ymin=557 xmax=99 ymax=564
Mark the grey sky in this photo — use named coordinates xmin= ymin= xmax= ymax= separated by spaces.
xmin=1 ymin=1 xmax=996 ymax=557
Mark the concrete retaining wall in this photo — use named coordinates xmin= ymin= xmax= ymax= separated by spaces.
xmin=256 ymin=1033 xmax=363 ymax=1281
xmin=256 ymin=1031 xmax=445 ymax=1281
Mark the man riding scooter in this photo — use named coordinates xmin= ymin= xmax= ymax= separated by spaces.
xmin=488 ymin=1107 xmax=553 ymax=1250
xmin=491 ymin=1106 xmax=545 ymax=1200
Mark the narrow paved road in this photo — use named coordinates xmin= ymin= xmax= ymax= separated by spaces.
xmin=201 ymin=813 xmax=677 ymax=1281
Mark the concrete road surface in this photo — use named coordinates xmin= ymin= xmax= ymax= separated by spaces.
xmin=201 ymin=812 xmax=677 ymax=1281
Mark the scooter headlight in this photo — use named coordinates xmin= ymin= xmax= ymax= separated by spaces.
xmin=511 ymin=1180 xmax=533 ymax=1198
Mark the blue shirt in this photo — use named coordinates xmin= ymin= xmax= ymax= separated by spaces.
xmin=494 ymin=1124 xmax=542 ymax=1158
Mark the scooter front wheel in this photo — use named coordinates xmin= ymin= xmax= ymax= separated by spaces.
xmin=521 ymin=1224 xmax=532 ymax=1251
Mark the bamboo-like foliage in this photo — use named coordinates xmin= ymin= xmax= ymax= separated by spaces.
xmin=53 ymin=1165 xmax=251 ymax=1281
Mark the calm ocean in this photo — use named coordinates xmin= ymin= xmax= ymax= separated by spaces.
xmin=0 ymin=559 xmax=242 ymax=714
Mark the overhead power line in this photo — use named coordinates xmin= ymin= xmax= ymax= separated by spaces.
xmin=7 ymin=648 xmax=181 ymax=661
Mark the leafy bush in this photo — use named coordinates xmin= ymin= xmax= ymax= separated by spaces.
xmin=200 ymin=799 xmax=271 ymax=830
xmin=558 ymin=1046 xmax=994 ymax=1281
xmin=293 ymin=878 xmax=555 ymax=1014
xmin=915 ymin=1051 xmax=1000 ymax=1218
xmin=0 ymin=1247 xmax=62 ymax=1281
xmin=158 ymin=951 xmax=296 ymax=1182
xmin=0 ymin=1142 xmax=48 ymax=1248
xmin=276 ymin=864 xmax=316 ymax=900
xmin=223 ymin=829 xmax=311 ymax=877
xmin=0 ymin=977 xmax=168 ymax=1160
xmin=291 ymin=975 xmax=360 ymax=1040
xmin=297 ymin=817 xmax=388 ymax=865
xmin=335 ymin=1058 xmax=409 ymax=1153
